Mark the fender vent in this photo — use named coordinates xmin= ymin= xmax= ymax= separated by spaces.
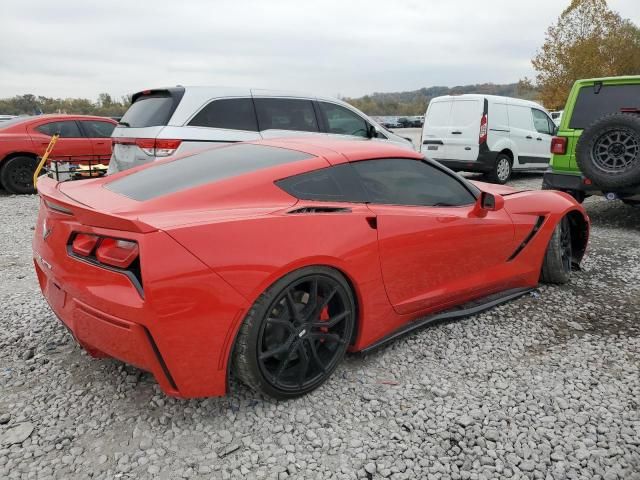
xmin=507 ymin=216 xmax=546 ymax=261
xmin=288 ymin=206 xmax=351 ymax=214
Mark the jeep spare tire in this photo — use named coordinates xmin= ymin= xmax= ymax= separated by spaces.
xmin=575 ymin=113 xmax=640 ymax=189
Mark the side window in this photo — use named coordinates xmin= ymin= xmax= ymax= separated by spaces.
xmin=254 ymin=98 xmax=319 ymax=132
xmin=36 ymin=121 xmax=82 ymax=138
xmin=351 ymin=158 xmax=476 ymax=207
xmin=318 ymin=102 xmax=368 ymax=138
xmin=189 ymin=98 xmax=258 ymax=131
xmin=81 ymin=120 xmax=115 ymax=138
xmin=531 ymin=109 xmax=552 ymax=135
xmin=507 ymin=105 xmax=534 ymax=130
xmin=276 ymin=163 xmax=368 ymax=203
xmin=375 ymin=130 xmax=388 ymax=139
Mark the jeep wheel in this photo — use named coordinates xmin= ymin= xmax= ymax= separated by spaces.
xmin=576 ymin=113 xmax=640 ymax=189
xmin=0 ymin=156 xmax=38 ymax=194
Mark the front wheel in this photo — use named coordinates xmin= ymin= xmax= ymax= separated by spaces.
xmin=485 ymin=154 xmax=512 ymax=184
xmin=233 ymin=267 xmax=355 ymax=399
xmin=540 ymin=216 xmax=572 ymax=284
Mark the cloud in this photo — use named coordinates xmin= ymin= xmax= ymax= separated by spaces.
xmin=0 ymin=0 xmax=638 ymax=100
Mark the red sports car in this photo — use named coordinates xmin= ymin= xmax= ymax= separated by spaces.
xmin=0 ymin=114 xmax=116 ymax=194
xmin=33 ymin=138 xmax=589 ymax=399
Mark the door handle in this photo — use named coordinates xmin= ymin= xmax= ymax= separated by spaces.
xmin=536 ymin=137 xmax=542 ymax=141
xmin=95 ymin=142 xmax=106 ymax=145
xmin=526 ymin=135 xmax=533 ymax=139
xmin=451 ymin=131 xmax=462 ymax=135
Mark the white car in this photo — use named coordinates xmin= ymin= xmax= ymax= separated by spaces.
xmin=109 ymin=87 xmax=413 ymax=173
xmin=420 ymin=94 xmax=557 ymax=183
xmin=550 ymin=110 xmax=563 ymax=126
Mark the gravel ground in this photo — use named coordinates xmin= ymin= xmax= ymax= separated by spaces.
xmin=1 ymin=169 xmax=639 ymax=479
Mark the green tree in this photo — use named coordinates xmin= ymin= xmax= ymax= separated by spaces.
xmin=531 ymin=0 xmax=640 ymax=109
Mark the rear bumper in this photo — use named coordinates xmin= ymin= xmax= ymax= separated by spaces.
xmin=35 ymin=258 xmax=180 ymax=393
xmin=433 ymin=148 xmax=498 ymax=173
xmin=542 ymin=170 xmax=640 ymax=197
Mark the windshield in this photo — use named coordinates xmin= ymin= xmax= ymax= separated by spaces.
xmin=120 ymin=95 xmax=175 ymax=128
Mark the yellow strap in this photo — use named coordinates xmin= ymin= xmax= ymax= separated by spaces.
xmin=33 ymin=134 xmax=59 ymax=191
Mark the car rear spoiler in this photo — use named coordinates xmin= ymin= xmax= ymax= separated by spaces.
xmin=36 ymin=176 xmax=156 ymax=233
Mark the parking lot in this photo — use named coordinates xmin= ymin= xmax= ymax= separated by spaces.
xmin=1 ymin=160 xmax=639 ymax=479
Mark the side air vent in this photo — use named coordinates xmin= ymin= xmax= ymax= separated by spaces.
xmin=507 ymin=216 xmax=546 ymax=261
xmin=288 ymin=206 xmax=352 ymax=214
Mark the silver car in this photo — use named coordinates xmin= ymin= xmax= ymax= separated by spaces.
xmin=109 ymin=87 xmax=413 ymax=173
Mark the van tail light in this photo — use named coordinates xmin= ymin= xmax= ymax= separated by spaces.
xmin=113 ymin=138 xmax=182 ymax=157
xmin=479 ymin=114 xmax=488 ymax=144
xmin=551 ymin=136 xmax=567 ymax=155
xmin=72 ymin=233 xmax=100 ymax=256
xmin=95 ymin=238 xmax=139 ymax=269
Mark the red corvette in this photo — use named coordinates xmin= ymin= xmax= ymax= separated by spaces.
xmin=0 ymin=114 xmax=116 ymax=194
xmin=33 ymin=138 xmax=589 ymax=399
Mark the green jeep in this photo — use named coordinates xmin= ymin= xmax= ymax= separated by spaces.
xmin=543 ymin=76 xmax=640 ymax=206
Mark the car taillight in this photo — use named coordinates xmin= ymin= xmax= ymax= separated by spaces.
xmin=72 ymin=233 xmax=100 ymax=256
xmin=154 ymin=139 xmax=182 ymax=157
xmin=96 ymin=238 xmax=139 ymax=269
xmin=479 ymin=114 xmax=488 ymax=144
xmin=130 ymin=138 xmax=182 ymax=157
xmin=551 ymin=136 xmax=567 ymax=155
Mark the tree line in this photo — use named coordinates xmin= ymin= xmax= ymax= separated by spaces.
xmin=0 ymin=93 xmax=130 ymax=117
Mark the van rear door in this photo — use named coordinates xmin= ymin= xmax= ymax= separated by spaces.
xmin=420 ymin=99 xmax=452 ymax=160
xmin=447 ymin=98 xmax=482 ymax=161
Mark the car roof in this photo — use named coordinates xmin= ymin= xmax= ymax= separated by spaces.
xmin=573 ymin=75 xmax=640 ymax=86
xmin=430 ymin=94 xmax=545 ymax=109
xmin=247 ymin=137 xmax=424 ymax=163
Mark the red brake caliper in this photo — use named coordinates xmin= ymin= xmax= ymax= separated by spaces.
xmin=318 ymin=305 xmax=330 ymax=341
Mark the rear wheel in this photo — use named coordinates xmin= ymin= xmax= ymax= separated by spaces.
xmin=485 ymin=154 xmax=512 ymax=184
xmin=540 ymin=216 xmax=572 ymax=284
xmin=233 ymin=266 xmax=355 ymax=399
xmin=0 ymin=156 xmax=37 ymax=194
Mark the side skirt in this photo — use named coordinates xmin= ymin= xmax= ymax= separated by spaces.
xmin=360 ymin=287 xmax=532 ymax=354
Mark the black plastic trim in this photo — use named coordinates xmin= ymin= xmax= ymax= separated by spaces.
xmin=361 ymin=288 xmax=532 ymax=353
xmin=142 ymin=327 xmax=179 ymax=391
xmin=507 ymin=216 xmax=545 ymax=261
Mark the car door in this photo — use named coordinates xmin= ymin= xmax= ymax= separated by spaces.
xmin=420 ymin=99 xmax=452 ymax=159
xmin=29 ymin=120 xmax=94 ymax=161
xmin=351 ymin=158 xmax=516 ymax=315
xmin=506 ymin=104 xmax=538 ymax=166
xmin=530 ymin=108 xmax=555 ymax=165
xmin=316 ymin=101 xmax=372 ymax=140
xmin=78 ymin=120 xmax=116 ymax=162
xmin=446 ymin=98 xmax=483 ymax=161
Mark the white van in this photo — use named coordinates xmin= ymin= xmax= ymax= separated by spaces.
xmin=420 ymin=95 xmax=557 ymax=183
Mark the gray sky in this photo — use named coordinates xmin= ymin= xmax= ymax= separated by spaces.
xmin=1 ymin=0 xmax=638 ymax=100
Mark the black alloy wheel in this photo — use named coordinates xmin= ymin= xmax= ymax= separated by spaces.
xmin=234 ymin=267 xmax=355 ymax=399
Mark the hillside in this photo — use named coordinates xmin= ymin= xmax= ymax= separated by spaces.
xmin=344 ymin=82 xmax=539 ymax=116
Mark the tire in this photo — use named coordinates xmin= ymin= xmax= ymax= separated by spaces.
xmin=233 ymin=266 xmax=356 ymax=399
xmin=622 ymin=199 xmax=640 ymax=207
xmin=575 ymin=113 xmax=640 ymax=189
xmin=0 ymin=156 xmax=38 ymax=194
xmin=540 ymin=216 xmax=572 ymax=284
xmin=485 ymin=154 xmax=512 ymax=184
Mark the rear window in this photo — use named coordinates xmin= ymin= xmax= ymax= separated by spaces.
xmin=426 ymin=102 xmax=451 ymax=127
xmin=450 ymin=100 xmax=480 ymax=126
xmin=569 ymin=84 xmax=640 ymax=129
xmin=120 ymin=91 xmax=181 ymax=128
xmin=106 ymin=144 xmax=314 ymax=201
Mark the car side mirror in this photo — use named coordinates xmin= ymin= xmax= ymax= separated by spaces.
xmin=367 ymin=124 xmax=377 ymax=139
xmin=480 ymin=192 xmax=504 ymax=211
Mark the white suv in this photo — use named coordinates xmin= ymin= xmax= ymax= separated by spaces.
xmin=109 ymin=87 xmax=413 ymax=173
xmin=420 ymin=94 xmax=556 ymax=184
